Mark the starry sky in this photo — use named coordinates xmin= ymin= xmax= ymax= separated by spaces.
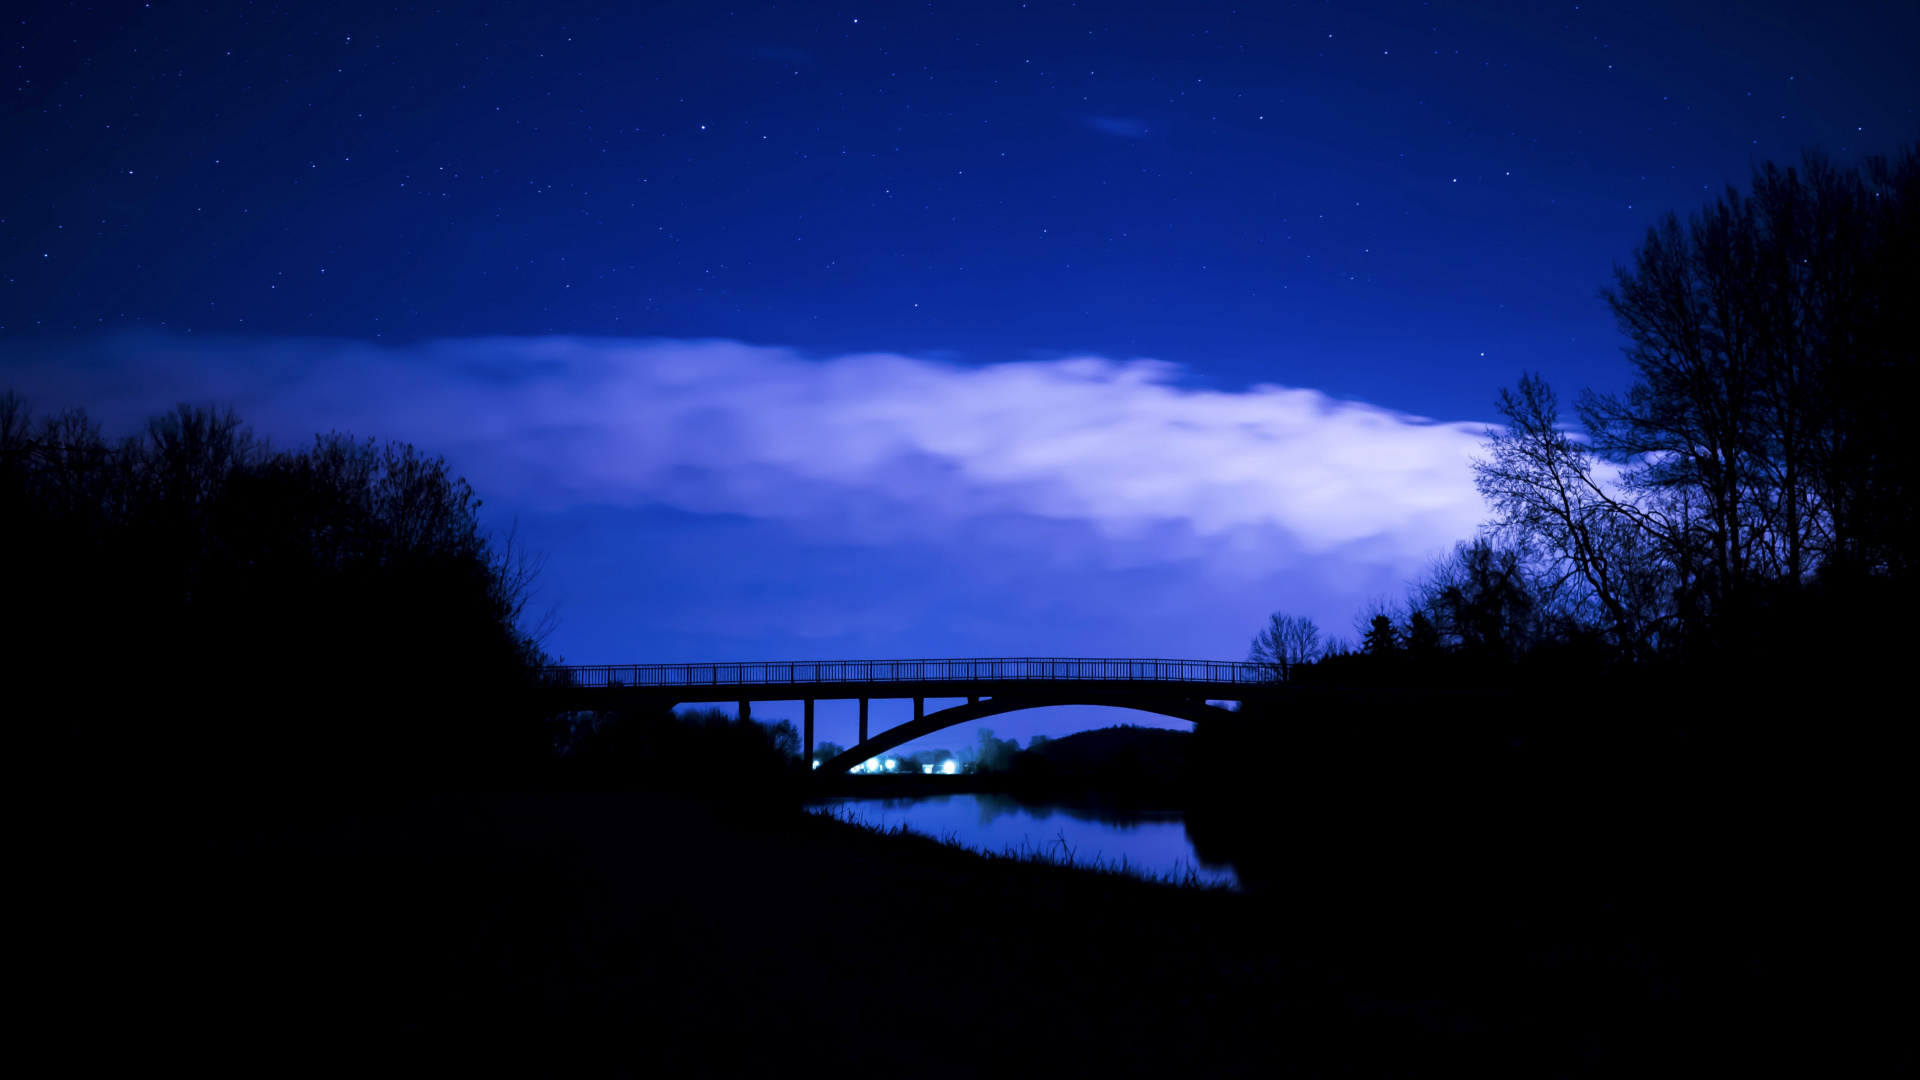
xmin=5 ymin=1 xmax=1916 ymax=745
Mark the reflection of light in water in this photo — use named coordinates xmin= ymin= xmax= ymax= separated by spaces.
xmin=816 ymin=793 xmax=1237 ymax=888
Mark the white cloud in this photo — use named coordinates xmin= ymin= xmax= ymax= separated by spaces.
xmin=3 ymin=333 xmax=1494 ymax=658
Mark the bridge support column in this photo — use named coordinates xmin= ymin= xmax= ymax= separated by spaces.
xmin=914 ymin=697 xmax=924 ymax=722
xmin=739 ymin=700 xmax=750 ymax=723
xmin=858 ymin=698 xmax=869 ymax=743
xmin=804 ymin=699 xmax=814 ymax=762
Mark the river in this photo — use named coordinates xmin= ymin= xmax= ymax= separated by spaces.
xmin=812 ymin=792 xmax=1239 ymax=888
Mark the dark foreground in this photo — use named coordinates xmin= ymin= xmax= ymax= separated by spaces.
xmin=64 ymin=790 xmax=1407 ymax=1074
xmin=34 ymin=729 xmax=1907 ymax=1078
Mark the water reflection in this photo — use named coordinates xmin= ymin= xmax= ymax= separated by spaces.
xmin=815 ymin=793 xmax=1238 ymax=888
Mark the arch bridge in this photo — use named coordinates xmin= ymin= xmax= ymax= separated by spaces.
xmin=544 ymin=657 xmax=1285 ymax=774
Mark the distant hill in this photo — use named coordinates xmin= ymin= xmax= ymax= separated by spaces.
xmin=1018 ymin=725 xmax=1190 ymax=779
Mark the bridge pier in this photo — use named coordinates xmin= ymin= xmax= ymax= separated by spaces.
xmin=739 ymin=700 xmax=750 ymax=722
xmin=914 ymin=697 xmax=924 ymax=723
xmin=804 ymin=699 xmax=814 ymax=762
xmin=859 ymin=698 xmax=868 ymax=744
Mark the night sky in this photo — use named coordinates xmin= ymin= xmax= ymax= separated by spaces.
xmin=5 ymin=1 xmax=1916 ymax=744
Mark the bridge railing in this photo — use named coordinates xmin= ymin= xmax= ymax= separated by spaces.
xmin=547 ymin=657 xmax=1276 ymax=691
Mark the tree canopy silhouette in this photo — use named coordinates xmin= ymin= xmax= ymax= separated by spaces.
xmin=1247 ymin=612 xmax=1322 ymax=682
xmin=1251 ymin=144 xmax=1916 ymax=691
xmin=1476 ymin=145 xmax=1916 ymax=665
xmin=2 ymin=394 xmax=554 ymax=789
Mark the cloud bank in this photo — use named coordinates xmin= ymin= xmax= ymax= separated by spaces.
xmin=4 ymin=334 xmax=1492 ymax=665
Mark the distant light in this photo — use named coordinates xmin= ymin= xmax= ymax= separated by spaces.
xmin=941 ymin=761 xmax=958 ymax=775
xmin=923 ymin=764 xmax=934 ymax=774
xmin=864 ymin=758 xmax=880 ymax=773
xmin=884 ymin=758 xmax=898 ymax=771
xmin=811 ymin=760 xmax=820 ymax=770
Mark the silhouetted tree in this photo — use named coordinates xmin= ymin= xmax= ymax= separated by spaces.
xmin=1475 ymin=374 xmax=1677 ymax=658
xmin=1405 ymin=611 xmax=1441 ymax=658
xmin=1248 ymin=612 xmax=1321 ymax=681
xmin=1475 ymin=143 xmax=1916 ymax=660
xmin=1361 ymin=614 xmax=1400 ymax=656
xmin=1412 ymin=540 xmax=1544 ymax=664
xmin=961 ymin=728 xmax=1021 ymax=774
xmin=1594 ymin=149 xmax=1914 ymax=592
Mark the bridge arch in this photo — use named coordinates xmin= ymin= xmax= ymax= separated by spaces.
xmin=819 ymin=696 xmax=1235 ymax=775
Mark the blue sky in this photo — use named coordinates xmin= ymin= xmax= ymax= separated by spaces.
xmin=5 ymin=0 xmax=1915 ymax=746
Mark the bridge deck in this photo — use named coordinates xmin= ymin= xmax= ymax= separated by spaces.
xmin=546 ymin=657 xmax=1277 ymax=699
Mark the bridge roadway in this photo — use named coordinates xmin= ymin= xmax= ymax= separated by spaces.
xmin=543 ymin=658 xmax=1283 ymax=774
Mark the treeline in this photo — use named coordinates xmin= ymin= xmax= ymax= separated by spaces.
xmin=2 ymin=394 xmax=554 ymax=789
xmin=1257 ymin=144 xmax=1918 ymax=692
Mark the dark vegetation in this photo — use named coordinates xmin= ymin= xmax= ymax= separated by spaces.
xmin=1255 ymin=145 xmax=1917 ymax=696
xmin=11 ymin=145 xmax=1914 ymax=1074
xmin=149 ymin=789 xmax=1548 ymax=1074
xmin=560 ymin=705 xmax=806 ymax=815
xmin=2 ymin=394 xmax=554 ymax=791
xmin=1188 ymin=684 xmax=1906 ymax=1076
xmin=1216 ymin=145 xmax=1917 ymax=1075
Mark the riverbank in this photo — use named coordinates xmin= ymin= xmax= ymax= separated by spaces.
xmin=26 ymin=787 xmax=1641 ymax=1074
xmin=30 ymin=715 xmax=1907 ymax=1077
